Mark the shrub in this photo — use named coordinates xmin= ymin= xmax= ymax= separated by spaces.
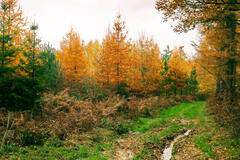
xmin=41 ymin=89 xmax=98 ymax=138
xmin=207 ymin=95 xmax=240 ymax=136
xmin=67 ymin=79 xmax=108 ymax=102
xmin=124 ymin=96 xmax=161 ymax=119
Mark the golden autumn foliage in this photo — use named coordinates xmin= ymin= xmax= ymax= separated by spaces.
xmin=97 ymin=13 xmax=130 ymax=89
xmin=0 ymin=0 xmax=26 ymax=67
xmin=196 ymin=65 xmax=216 ymax=95
xmin=165 ymin=47 xmax=189 ymax=94
xmin=156 ymin=0 xmax=239 ymax=97
xmin=57 ymin=28 xmax=88 ymax=85
xmin=85 ymin=40 xmax=100 ymax=79
xmin=195 ymin=28 xmax=226 ymax=95
xmin=197 ymin=26 xmax=235 ymax=75
xmin=128 ymin=36 xmax=163 ymax=94
xmin=195 ymin=16 xmax=239 ymax=95
xmin=0 ymin=1 xmax=203 ymax=98
xmin=45 ymin=11 xmax=201 ymax=97
xmin=155 ymin=0 xmax=239 ymax=33
xmin=127 ymin=44 xmax=143 ymax=92
xmin=0 ymin=0 xmax=26 ymax=44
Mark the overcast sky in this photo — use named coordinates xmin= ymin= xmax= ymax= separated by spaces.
xmin=18 ymin=0 xmax=199 ymax=56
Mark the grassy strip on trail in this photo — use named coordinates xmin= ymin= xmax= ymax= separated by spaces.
xmin=132 ymin=102 xmax=240 ymax=160
xmin=1 ymin=101 xmax=240 ymax=160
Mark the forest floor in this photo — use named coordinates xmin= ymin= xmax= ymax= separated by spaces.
xmin=1 ymin=101 xmax=240 ymax=160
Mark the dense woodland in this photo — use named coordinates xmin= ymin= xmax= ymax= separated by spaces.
xmin=0 ymin=0 xmax=239 ymax=159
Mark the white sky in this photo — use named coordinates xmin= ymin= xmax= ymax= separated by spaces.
xmin=18 ymin=0 xmax=199 ymax=56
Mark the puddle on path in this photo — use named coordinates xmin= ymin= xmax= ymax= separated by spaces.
xmin=162 ymin=130 xmax=191 ymax=160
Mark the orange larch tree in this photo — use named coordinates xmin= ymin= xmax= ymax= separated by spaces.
xmin=127 ymin=36 xmax=163 ymax=94
xmin=97 ymin=30 xmax=112 ymax=87
xmin=0 ymin=0 xmax=26 ymax=68
xmin=127 ymin=43 xmax=143 ymax=93
xmin=97 ymin=13 xmax=130 ymax=92
xmin=0 ymin=0 xmax=26 ymax=45
xmin=196 ymin=27 xmax=228 ymax=95
xmin=85 ymin=40 xmax=100 ymax=80
xmin=138 ymin=36 xmax=163 ymax=94
xmin=56 ymin=28 xmax=87 ymax=85
xmin=165 ymin=47 xmax=190 ymax=95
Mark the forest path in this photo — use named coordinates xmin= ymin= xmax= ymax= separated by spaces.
xmin=112 ymin=102 xmax=206 ymax=160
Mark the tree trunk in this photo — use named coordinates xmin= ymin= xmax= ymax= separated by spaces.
xmin=225 ymin=12 xmax=237 ymax=102
xmin=227 ymin=59 xmax=237 ymax=96
xmin=216 ymin=72 xmax=221 ymax=96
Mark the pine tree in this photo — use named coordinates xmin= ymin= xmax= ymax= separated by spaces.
xmin=161 ymin=45 xmax=172 ymax=73
xmin=18 ymin=23 xmax=44 ymax=116
xmin=186 ymin=67 xmax=198 ymax=95
xmin=160 ymin=45 xmax=172 ymax=95
xmin=39 ymin=43 xmax=62 ymax=92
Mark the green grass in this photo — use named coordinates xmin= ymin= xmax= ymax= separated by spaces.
xmin=1 ymin=129 xmax=116 ymax=160
xmin=130 ymin=102 xmax=205 ymax=134
xmin=158 ymin=101 xmax=206 ymax=120
xmin=194 ymin=134 xmax=217 ymax=158
xmin=130 ymin=117 xmax=166 ymax=133
xmin=2 ymin=143 xmax=108 ymax=160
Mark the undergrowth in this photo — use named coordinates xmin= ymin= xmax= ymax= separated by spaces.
xmin=0 ymin=90 xmax=196 ymax=158
xmin=1 ymin=94 xmax=239 ymax=159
